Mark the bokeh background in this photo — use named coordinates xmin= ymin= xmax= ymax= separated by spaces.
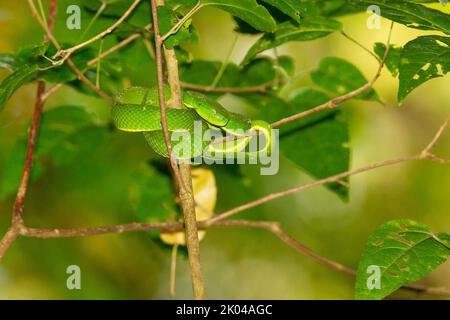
xmin=0 ymin=1 xmax=449 ymax=299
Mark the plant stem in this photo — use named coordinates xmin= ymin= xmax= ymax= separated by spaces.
xmin=210 ymin=33 xmax=239 ymax=89
xmin=151 ymin=0 xmax=205 ymax=300
xmin=79 ymin=2 xmax=107 ymax=41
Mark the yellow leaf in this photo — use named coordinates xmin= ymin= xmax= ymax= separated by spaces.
xmin=160 ymin=168 xmax=216 ymax=245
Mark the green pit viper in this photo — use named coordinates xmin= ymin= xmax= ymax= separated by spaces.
xmin=111 ymin=86 xmax=271 ymax=160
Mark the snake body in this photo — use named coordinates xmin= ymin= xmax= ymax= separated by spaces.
xmin=112 ymin=86 xmax=271 ymax=159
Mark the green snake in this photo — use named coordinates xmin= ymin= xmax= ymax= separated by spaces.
xmin=111 ymin=86 xmax=271 ymax=160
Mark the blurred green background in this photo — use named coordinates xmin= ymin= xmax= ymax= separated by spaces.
xmin=0 ymin=1 xmax=449 ymax=299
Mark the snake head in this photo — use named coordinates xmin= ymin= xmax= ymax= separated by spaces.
xmin=183 ymin=91 xmax=230 ymax=127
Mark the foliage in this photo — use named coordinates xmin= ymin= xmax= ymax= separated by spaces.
xmin=0 ymin=0 xmax=449 ymax=299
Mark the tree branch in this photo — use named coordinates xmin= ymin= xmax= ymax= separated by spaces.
xmin=271 ymin=22 xmax=394 ymax=129
xmin=53 ymin=0 xmax=142 ymax=62
xmin=1 ymin=0 xmax=58 ymax=260
xmin=160 ymin=1 xmax=203 ymax=42
xmin=180 ymin=80 xmax=276 ymax=93
xmin=86 ymin=24 xmax=152 ymax=67
xmin=16 ymin=220 xmax=450 ymax=297
xmin=209 ymin=114 xmax=449 ymax=224
xmin=27 ymin=0 xmax=111 ymax=101
xmin=150 ymin=0 xmax=205 ymax=300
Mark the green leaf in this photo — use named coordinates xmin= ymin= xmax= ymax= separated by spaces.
xmin=180 ymin=60 xmax=240 ymax=88
xmin=374 ymin=43 xmax=402 ymax=77
xmin=201 ymin=0 xmax=276 ymax=33
xmin=0 ymin=64 xmax=39 ymax=111
xmin=260 ymin=0 xmax=302 ymax=23
xmin=81 ymin=0 xmax=151 ymax=28
xmin=158 ymin=5 xmax=197 ymax=49
xmin=242 ymin=18 xmax=342 ymax=64
xmin=277 ymin=55 xmax=295 ymax=77
xmin=42 ymin=47 xmax=96 ymax=83
xmin=245 ymin=89 xmax=350 ymax=199
xmin=179 ymin=57 xmax=285 ymax=92
xmin=282 ymin=89 xmax=350 ymax=199
xmin=397 ymin=35 xmax=450 ymax=103
xmin=0 ymin=54 xmax=19 ymax=71
xmin=345 ymin=0 xmax=450 ymax=34
xmin=310 ymin=57 xmax=380 ymax=102
xmin=0 ymin=106 xmax=107 ymax=198
xmin=129 ymin=163 xmax=177 ymax=222
xmin=355 ymin=219 xmax=450 ymax=300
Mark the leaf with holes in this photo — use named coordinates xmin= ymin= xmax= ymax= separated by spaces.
xmin=355 ymin=219 xmax=450 ymax=300
xmin=158 ymin=5 xmax=197 ymax=49
xmin=374 ymin=43 xmax=402 ymax=77
xmin=311 ymin=57 xmax=380 ymax=102
xmin=344 ymin=0 xmax=450 ymax=33
xmin=398 ymin=35 xmax=450 ymax=103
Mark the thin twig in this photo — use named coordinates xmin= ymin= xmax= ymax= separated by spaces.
xmin=208 ymin=156 xmax=419 ymax=224
xmin=13 ymin=1 xmax=58 ymax=220
xmin=341 ymin=30 xmax=381 ymax=63
xmin=86 ymin=24 xmax=152 ymax=67
xmin=151 ymin=0 xmax=205 ymax=299
xmin=169 ymin=243 xmax=179 ymax=297
xmin=421 ymin=116 xmax=450 ymax=156
xmin=150 ymin=0 xmax=185 ymax=194
xmin=15 ymin=220 xmax=450 ymax=297
xmin=180 ymin=80 xmax=275 ymax=93
xmin=79 ymin=1 xmax=107 ymax=41
xmin=53 ymin=0 xmax=142 ymax=62
xmin=1 ymin=0 xmax=58 ymax=260
xmin=0 ymin=223 xmax=22 ymax=260
xmin=160 ymin=1 xmax=203 ymax=42
xmin=210 ymin=114 xmax=449 ymax=223
xmin=271 ymin=22 xmax=394 ymax=129
xmin=210 ymin=33 xmax=239 ymax=89
xmin=27 ymin=0 xmax=111 ymax=101
xmin=12 ymin=82 xmax=46 ymax=220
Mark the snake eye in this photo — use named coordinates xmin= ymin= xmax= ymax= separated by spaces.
xmin=212 ymin=109 xmax=217 ymax=115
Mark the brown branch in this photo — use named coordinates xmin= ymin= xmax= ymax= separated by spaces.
xmin=209 ymin=157 xmax=419 ymax=224
xmin=341 ymin=30 xmax=381 ymax=63
xmin=271 ymin=22 xmax=394 ymax=129
xmin=13 ymin=1 xmax=58 ymax=221
xmin=421 ymin=116 xmax=450 ymax=157
xmin=1 ymin=0 xmax=58 ymax=259
xmin=87 ymin=24 xmax=153 ymax=67
xmin=27 ymin=0 xmax=111 ymax=101
xmin=0 ymin=222 xmax=23 ymax=260
xmin=180 ymin=80 xmax=275 ymax=94
xmin=17 ymin=220 xmax=450 ymax=297
xmin=12 ymin=82 xmax=46 ymax=220
xmin=150 ymin=0 xmax=184 ymax=194
xmin=53 ymin=0 xmax=142 ymax=62
xmin=151 ymin=0 xmax=204 ymax=299
xmin=160 ymin=1 xmax=203 ymax=42
xmin=209 ymin=113 xmax=449 ymax=223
